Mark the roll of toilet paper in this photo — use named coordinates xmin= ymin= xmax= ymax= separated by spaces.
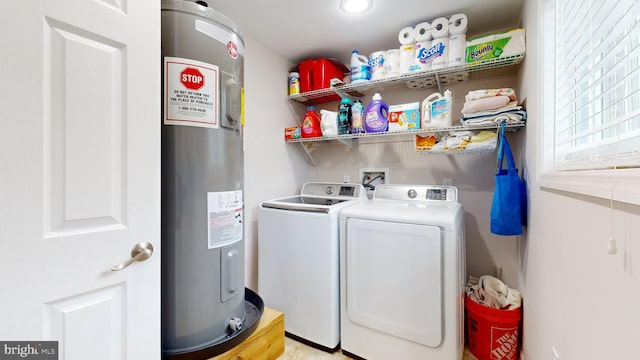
xmin=413 ymin=40 xmax=432 ymax=72
xmin=369 ymin=51 xmax=386 ymax=80
xmin=448 ymin=34 xmax=466 ymax=67
xmin=413 ymin=21 xmax=432 ymax=42
xmin=398 ymin=26 xmax=415 ymax=45
xmin=430 ymin=17 xmax=449 ymax=39
xmin=448 ymin=13 xmax=468 ymax=35
xmin=399 ymin=44 xmax=415 ymax=74
xmin=430 ymin=37 xmax=449 ymax=70
xmin=384 ymin=49 xmax=400 ymax=78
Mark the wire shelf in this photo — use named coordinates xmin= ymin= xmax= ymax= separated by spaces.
xmin=285 ymin=121 xmax=525 ymax=144
xmin=286 ymin=54 xmax=525 ymax=105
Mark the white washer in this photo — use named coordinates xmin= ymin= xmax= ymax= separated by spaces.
xmin=339 ymin=184 xmax=465 ymax=360
xmin=258 ymin=182 xmax=367 ymax=351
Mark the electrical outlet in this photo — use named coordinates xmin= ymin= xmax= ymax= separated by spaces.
xmin=343 ymin=175 xmax=351 ymax=183
xmin=443 ymin=178 xmax=453 ymax=186
xmin=359 ymin=168 xmax=389 ymax=196
xmin=551 ymin=346 xmax=560 ymax=360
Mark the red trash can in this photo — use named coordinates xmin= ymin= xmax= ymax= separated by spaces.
xmin=466 ymin=295 xmax=522 ymax=360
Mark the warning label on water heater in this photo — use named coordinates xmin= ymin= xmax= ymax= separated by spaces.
xmin=207 ymin=190 xmax=243 ymax=249
xmin=164 ymin=57 xmax=219 ymax=129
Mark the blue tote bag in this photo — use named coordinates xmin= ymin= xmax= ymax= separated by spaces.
xmin=490 ymin=129 xmax=526 ymax=236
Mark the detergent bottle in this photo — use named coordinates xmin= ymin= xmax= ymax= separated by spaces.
xmin=351 ymin=99 xmax=365 ymax=133
xmin=421 ymin=89 xmax=452 ymax=128
xmin=337 ymin=98 xmax=352 ymax=135
xmin=350 ymin=50 xmax=371 ymax=84
xmin=301 ymin=106 xmax=322 ymax=138
xmin=364 ymin=93 xmax=389 ymax=133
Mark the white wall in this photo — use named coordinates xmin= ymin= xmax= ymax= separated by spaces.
xmin=519 ymin=1 xmax=640 ymax=358
xmin=243 ymin=36 xmax=309 ymax=290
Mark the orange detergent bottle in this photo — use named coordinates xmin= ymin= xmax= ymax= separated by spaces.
xmin=301 ymin=106 xmax=322 ymax=138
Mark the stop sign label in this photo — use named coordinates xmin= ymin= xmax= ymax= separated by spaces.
xmin=165 ymin=57 xmax=219 ymax=129
xmin=180 ymin=67 xmax=204 ymax=90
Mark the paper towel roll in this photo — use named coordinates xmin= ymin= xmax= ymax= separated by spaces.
xmin=431 ymin=37 xmax=449 ymax=70
xmin=369 ymin=51 xmax=386 ymax=80
xmin=398 ymin=26 xmax=415 ymax=45
xmin=448 ymin=13 xmax=468 ymax=35
xmin=413 ymin=21 xmax=432 ymax=42
xmin=384 ymin=49 xmax=400 ymax=78
xmin=430 ymin=17 xmax=449 ymax=38
xmin=399 ymin=45 xmax=415 ymax=74
xmin=448 ymin=34 xmax=466 ymax=67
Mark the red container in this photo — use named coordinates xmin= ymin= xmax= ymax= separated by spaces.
xmin=297 ymin=58 xmax=348 ymax=103
xmin=298 ymin=59 xmax=316 ymax=93
xmin=466 ymin=295 xmax=522 ymax=360
xmin=314 ymin=58 xmax=347 ymax=89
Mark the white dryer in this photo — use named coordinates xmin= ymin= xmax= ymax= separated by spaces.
xmin=258 ymin=182 xmax=367 ymax=351
xmin=339 ymin=184 xmax=465 ymax=360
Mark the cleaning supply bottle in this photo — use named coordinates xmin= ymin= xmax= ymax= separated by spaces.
xmin=337 ymin=98 xmax=352 ymax=135
xmin=351 ymin=99 xmax=365 ymax=133
xmin=350 ymin=50 xmax=371 ymax=84
xmin=364 ymin=93 xmax=389 ymax=133
xmin=421 ymin=89 xmax=452 ymax=128
xmin=301 ymin=106 xmax=322 ymax=138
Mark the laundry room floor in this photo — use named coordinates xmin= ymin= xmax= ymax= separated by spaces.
xmin=278 ymin=337 xmax=480 ymax=359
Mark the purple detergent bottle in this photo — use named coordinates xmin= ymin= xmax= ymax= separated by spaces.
xmin=364 ymin=93 xmax=389 ymax=133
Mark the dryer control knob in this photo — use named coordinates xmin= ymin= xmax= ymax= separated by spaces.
xmin=407 ymin=189 xmax=417 ymax=198
xmin=326 ymin=186 xmax=334 ymax=195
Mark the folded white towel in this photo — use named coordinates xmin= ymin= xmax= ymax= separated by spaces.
xmin=462 ymin=102 xmax=520 ymax=118
xmin=461 ymin=96 xmax=511 ymax=114
xmin=461 ymin=110 xmax=527 ymax=127
xmin=465 ymin=88 xmax=517 ymax=102
xmin=464 ymin=137 xmax=497 ymax=151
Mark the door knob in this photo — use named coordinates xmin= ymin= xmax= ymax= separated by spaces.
xmin=111 ymin=242 xmax=154 ymax=271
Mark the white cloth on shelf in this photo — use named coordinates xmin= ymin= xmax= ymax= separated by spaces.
xmin=461 ymin=96 xmax=511 ymax=114
xmin=465 ymin=88 xmax=517 ymax=102
xmin=468 ymin=275 xmax=522 ymax=310
xmin=462 ymin=104 xmax=521 ymax=119
xmin=460 ymin=110 xmax=527 ymax=127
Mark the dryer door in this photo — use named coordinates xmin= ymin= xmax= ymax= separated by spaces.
xmin=345 ymin=218 xmax=442 ymax=347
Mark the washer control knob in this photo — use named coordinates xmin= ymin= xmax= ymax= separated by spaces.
xmin=407 ymin=189 xmax=417 ymax=198
xmin=326 ymin=186 xmax=334 ymax=195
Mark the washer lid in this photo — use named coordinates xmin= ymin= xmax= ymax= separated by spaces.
xmin=261 ymin=195 xmax=356 ymax=213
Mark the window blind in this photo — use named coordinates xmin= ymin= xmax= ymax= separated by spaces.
xmin=552 ymin=0 xmax=640 ymax=170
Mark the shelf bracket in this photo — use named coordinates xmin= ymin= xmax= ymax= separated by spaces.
xmin=299 ymin=142 xmax=318 ymax=167
xmin=329 ymin=79 xmax=352 ymax=100
xmin=336 ymin=138 xmax=353 ymax=149
xmin=435 ymin=71 xmax=442 ymax=93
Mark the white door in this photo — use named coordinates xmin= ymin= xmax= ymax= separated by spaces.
xmin=0 ymin=0 xmax=160 ymax=359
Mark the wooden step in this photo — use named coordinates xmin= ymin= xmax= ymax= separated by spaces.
xmin=210 ymin=307 xmax=285 ymax=360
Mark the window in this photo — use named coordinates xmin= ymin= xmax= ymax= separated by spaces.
xmin=541 ymin=0 xmax=640 ymax=205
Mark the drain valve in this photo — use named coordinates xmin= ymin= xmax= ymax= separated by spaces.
xmin=228 ymin=317 xmax=243 ymax=333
